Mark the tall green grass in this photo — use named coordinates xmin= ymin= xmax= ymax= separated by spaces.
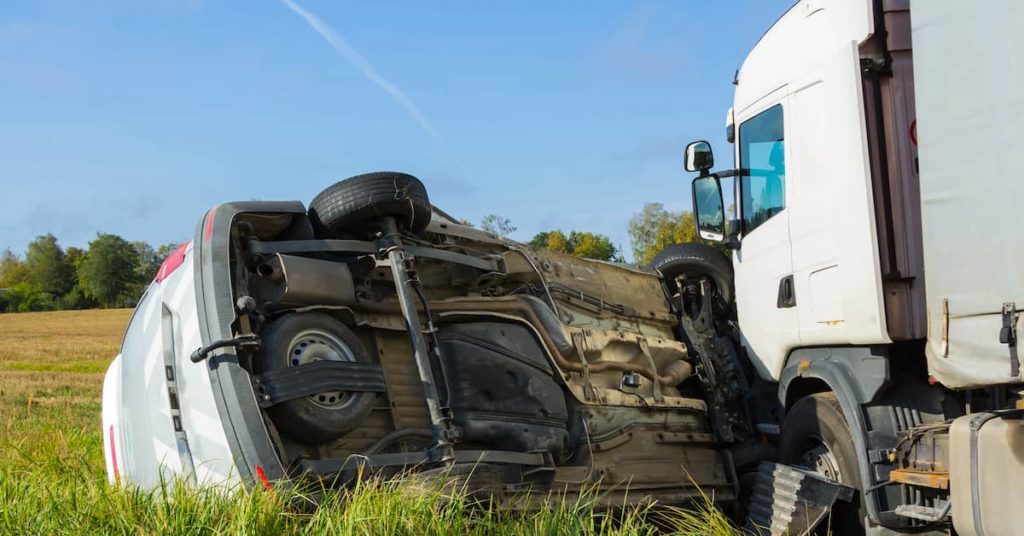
xmin=0 ymin=310 xmax=743 ymax=535
xmin=0 ymin=463 xmax=741 ymax=535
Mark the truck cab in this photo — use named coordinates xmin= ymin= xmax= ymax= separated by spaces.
xmin=686 ymin=1 xmax=1024 ymax=534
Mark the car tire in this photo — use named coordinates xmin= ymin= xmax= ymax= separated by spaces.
xmin=255 ymin=312 xmax=377 ymax=444
xmin=308 ymin=171 xmax=432 ymax=238
xmin=779 ymin=393 xmax=866 ymax=535
xmin=650 ymin=242 xmax=733 ymax=306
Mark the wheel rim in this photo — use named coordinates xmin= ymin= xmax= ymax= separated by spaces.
xmin=797 ymin=438 xmax=844 ymax=483
xmin=287 ymin=329 xmax=357 ymax=410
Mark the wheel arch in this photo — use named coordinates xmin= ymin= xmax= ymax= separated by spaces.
xmin=777 ymin=346 xmax=894 ymax=527
xmin=782 ymin=376 xmax=831 ymax=411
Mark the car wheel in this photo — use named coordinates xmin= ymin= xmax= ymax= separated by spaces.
xmin=256 ymin=312 xmax=377 ymax=443
xmin=308 ymin=171 xmax=432 ymax=238
xmin=779 ymin=393 xmax=866 ymax=535
xmin=650 ymin=242 xmax=733 ymax=311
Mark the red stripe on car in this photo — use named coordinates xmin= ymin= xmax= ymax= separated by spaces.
xmin=109 ymin=425 xmax=121 ymax=484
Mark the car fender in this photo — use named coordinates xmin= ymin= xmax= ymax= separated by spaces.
xmin=102 ymin=354 xmax=125 ymax=484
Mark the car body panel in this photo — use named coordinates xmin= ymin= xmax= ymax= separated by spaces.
xmin=102 ymin=242 xmax=236 ymax=487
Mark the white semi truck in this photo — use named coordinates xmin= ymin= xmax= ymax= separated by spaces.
xmin=684 ymin=0 xmax=1023 ymax=534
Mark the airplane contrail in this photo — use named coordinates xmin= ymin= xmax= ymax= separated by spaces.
xmin=279 ymin=0 xmax=442 ymax=143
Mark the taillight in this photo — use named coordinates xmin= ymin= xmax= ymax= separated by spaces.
xmin=154 ymin=241 xmax=191 ymax=283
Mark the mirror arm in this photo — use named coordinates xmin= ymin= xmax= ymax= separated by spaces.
xmin=712 ymin=168 xmax=740 ymax=178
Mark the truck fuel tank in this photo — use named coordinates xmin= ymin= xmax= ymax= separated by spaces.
xmin=949 ymin=410 xmax=1024 ymax=536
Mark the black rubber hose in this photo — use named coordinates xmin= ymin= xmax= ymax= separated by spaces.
xmin=362 ymin=428 xmax=433 ymax=455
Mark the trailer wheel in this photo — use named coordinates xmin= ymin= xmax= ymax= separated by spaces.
xmin=650 ymin=242 xmax=733 ymax=312
xmin=256 ymin=312 xmax=376 ymax=443
xmin=779 ymin=393 xmax=865 ymax=535
xmin=308 ymin=171 xmax=432 ymax=238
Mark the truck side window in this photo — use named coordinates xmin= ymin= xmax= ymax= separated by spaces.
xmin=739 ymin=104 xmax=785 ymax=234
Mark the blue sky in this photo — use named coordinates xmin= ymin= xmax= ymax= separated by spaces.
xmin=0 ymin=0 xmax=791 ymax=260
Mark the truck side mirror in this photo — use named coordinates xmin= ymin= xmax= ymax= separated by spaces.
xmin=692 ymin=175 xmax=726 ymax=241
xmin=684 ymin=141 xmax=714 ymax=174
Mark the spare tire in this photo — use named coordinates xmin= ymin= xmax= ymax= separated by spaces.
xmin=255 ymin=312 xmax=377 ymax=444
xmin=308 ymin=171 xmax=432 ymax=238
xmin=650 ymin=242 xmax=734 ymax=306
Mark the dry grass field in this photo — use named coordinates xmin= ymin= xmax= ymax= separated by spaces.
xmin=0 ymin=309 xmax=131 ymax=481
xmin=0 ymin=309 xmax=736 ymax=535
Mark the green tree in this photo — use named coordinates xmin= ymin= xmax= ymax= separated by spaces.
xmin=0 ymin=249 xmax=31 ymax=312
xmin=78 ymin=233 xmax=142 ymax=308
xmin=628 ymin=203 xmax=700 ymax=266
xmin=528 ymin=231 xmax=550 ymax=250
xmin=64 ymin=246 xmax=86 ymax=272
xmin=627 ymin=203 xmax=665 ymax=264
xmin=479 ymin=214 xmax=517 ymax=237
xmin=528 ymin=229 xmax=618 ymax=261
xmin=568 ymin=231 xmax=617 ymax=261
xmin=25 ymin=234 xmax=75 ymax=297
xmin=60 ymin=246 xmax=96 ymax=310
xmin=547 ymin=230 xmax=569 ymax=254
xmin=0 ymin=249 xmax=28 ymax=289
xmin=131 ymin=241 xmax=157 ymax=280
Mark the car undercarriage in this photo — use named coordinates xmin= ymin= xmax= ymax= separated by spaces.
xmin=186 ymin=172 xmax=848 ymax=531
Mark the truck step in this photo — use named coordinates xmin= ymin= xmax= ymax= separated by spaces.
xmin=893 ymin=503 xmax=950 ymax=523
xmin=744 ymin=462 xmax=856 ymax=536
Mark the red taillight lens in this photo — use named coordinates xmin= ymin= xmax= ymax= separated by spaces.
xmin=154 ymin=241 xmax=191 ymax=283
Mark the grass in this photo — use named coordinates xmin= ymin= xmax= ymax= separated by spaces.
xmin=0 ymin=309 xmax=742 ymax=535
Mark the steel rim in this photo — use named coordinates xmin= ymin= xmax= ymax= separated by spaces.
xmin=797 ymin=437 xmax=844 ymax=483
xmin=287 ymin=328 xmax=357 ymax=410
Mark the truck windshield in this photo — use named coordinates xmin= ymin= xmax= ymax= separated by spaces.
xmin=739 ymin=104 xmax=785 ymax=234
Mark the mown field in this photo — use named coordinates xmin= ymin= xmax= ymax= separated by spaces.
xmin=0 ymin=309 xmax=737 ymax=535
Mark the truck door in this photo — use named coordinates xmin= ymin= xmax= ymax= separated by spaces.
xmin=787 ymin=42 xmax=891 ymax=351
xmin=733 ymin=97 xmax=800 ymax=379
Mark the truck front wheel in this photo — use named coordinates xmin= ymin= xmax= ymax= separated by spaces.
xmin=779 ymin=392 xmax=866 ymax=535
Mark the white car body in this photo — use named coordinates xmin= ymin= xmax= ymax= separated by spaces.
xmin=102 ymin=241 xmax=238 ymax=487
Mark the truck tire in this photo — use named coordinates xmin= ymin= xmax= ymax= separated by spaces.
xmin=779 ymin=393 xmax=865 ymax=535
xmin=308 ymin=171 xmax=432 ymax=238
xmin=650 ymin=242 xmax=733 ymax=306
xmin=255 ymin=312 xmax=377 ymax=444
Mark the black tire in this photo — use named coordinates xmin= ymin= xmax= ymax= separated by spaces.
xmin=650 ymin=242 xmax=733 ymax=305
xmin=779 ymin=393 xmax=866 ymax=535
xmin=255 ymin=312 xmax=377 ymax=444
xmin=308 ymin=171 xmax=432 ymax=238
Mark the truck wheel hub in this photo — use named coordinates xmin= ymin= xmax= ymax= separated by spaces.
xmin=799 ymin=440 xmax=843 ymax=483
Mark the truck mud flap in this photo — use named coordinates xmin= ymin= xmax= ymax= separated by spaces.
xmin=745 ymin=462 xmax=855 ymax=536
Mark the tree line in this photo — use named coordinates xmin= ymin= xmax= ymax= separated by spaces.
xmin=0 ymin=233 xmax=179 ymax=313
xmin=0 ymin=203 xmax=704 ymax=313
xmin=477 ymin=201 xmax=702 ymax=265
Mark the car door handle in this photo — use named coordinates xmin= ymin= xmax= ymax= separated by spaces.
xmin=777 ymin=275 xmax=796 ymax=308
